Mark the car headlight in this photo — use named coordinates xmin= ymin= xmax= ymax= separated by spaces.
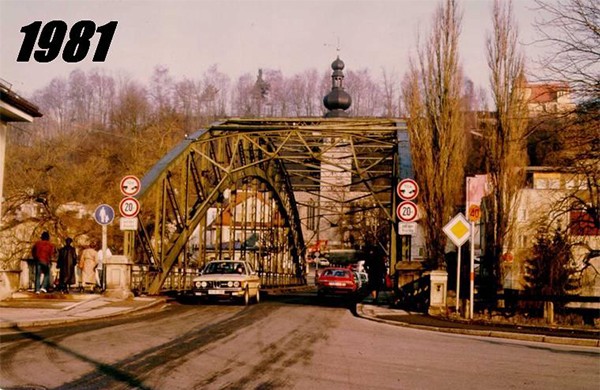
xmin=233 ymin=281 xmax=240 ymax=288
xmin=200 ymin=281 xmax=208 ymax=288
xmin=227 ymin=281 xmax=234 ymax=288
xmin=195 ymin=281 xmax=201 ymax=288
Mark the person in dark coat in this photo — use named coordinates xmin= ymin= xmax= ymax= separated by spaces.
xmin=57 ymin=237 xmax=77 ymax=293
xmin=365 ymin=249 xmax=387 ymax=304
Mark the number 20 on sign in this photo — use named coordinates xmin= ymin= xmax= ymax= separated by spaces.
xmin=396 ymin=201 xmax=418 ymax=222
xmin=119 ymin=197 xmax=140 ymax=218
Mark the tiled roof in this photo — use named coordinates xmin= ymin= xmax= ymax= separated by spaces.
xmin=527 ymin=82 xmax=570 ymax=103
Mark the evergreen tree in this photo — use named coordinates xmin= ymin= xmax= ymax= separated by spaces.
xmin=524 ymin=227 xmax=579 ymax=300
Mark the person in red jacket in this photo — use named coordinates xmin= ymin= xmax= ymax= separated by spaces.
xmin=32 ymin=231 xmax=55 ymax=293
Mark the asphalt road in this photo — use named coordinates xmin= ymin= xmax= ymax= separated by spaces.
xmin=1 ymin=293 xmax=598 ymax=390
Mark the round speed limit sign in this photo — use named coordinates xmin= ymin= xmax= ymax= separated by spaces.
xmin=396 ymin=201 xmax=418 ymax=222
xmin=119 ymin=196 xmax=140 ymax=218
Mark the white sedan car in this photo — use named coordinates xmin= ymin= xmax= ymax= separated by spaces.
xmin=192 ymin=260 xmax=261 ymax=305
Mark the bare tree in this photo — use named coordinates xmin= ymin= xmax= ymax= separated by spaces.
xmin=202 ymin=64 xmax=231 ymax=118
xmin=88 ymin=69 xmax=116 ymax=127
xmin=289 ymin=74 xmax=305 ymax=117
xmin=532 ymin=0 xmax=599 ymax=232
xmin=110 ymin=79 xmax=151 ymax=135
xmin=149 ymin=66 xmax=174 ymax=117
xmin=263 ymin=69 xmax=287 ymax=117
xmin=481 ymin=0 xmax=529 ymax=295
xmin=402 ymin=0 xmax=466 ymax=270
xmin=301 ymin=69 xmax=321 ymax=116
xmin=381 ymin=67 xmax=400 ymax=117
xmin=346 ymin=68 xmax=382 ymax=117
xmin=533 ymin=0 xmax=600 ymax=101
xmin=68 ymin=70 xmax=93 ymax=125
xmin=32 ymin=77 xmax=70 ymax=136
xmin=231 ymin=73 xmax=255 ymax=117
xmin=172 ymin=77 xmax=199 ymax=130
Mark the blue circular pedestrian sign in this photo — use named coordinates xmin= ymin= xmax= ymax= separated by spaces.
xmin=94 ymin=204 xmax=115 ymax=225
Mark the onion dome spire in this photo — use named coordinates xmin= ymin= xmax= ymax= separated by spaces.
xmin=323 ymin=56 xmax=352 ymax=117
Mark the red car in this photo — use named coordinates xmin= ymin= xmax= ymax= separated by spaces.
xmin=317 ymin=267 xmax=358 ymax=297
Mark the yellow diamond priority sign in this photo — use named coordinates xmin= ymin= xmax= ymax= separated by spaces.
xmin=443 ymin=213 xmax=471 ymax=247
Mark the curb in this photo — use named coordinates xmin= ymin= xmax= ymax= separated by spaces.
xmin=355 ymin=304 xmax=600 ymax=348
xmin=0 ymin=297 xmax=168 ymax=329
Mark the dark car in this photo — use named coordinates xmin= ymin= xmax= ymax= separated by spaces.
xmin=316 ymin=267 xmax=358 ymax=298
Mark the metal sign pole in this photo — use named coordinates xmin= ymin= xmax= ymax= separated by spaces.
xmin=102 ymin=224 xmax=108 ymax=290
xmin=456 ymin=243 xmax=461 ymax=314
xmin=469 ymin=221 xmax=475 ymax=320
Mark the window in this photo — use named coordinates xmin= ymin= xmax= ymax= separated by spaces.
xmin=517 ymin=208 xmax=527 ymax=222
xmin=548 ymin=179 xmax=560 ymax=189
xmin=535 ymin=178 xmax=548 ymax=189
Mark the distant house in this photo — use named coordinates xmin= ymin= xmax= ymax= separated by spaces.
xmin=505 ymin=168 xmax=599 ymax=293
xmin=56 ymin=201 xmax=90 ymax=219
xmin=188 ymin=190 xmax=286 ymax=270
xmin=522 ymin=80 xmax=576 ymax=116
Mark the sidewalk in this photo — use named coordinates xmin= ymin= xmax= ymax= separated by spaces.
xmin=356 ymin=292 xmax=600 ymax=348
xmin=0 ymin=291 xmax=167 ymax=330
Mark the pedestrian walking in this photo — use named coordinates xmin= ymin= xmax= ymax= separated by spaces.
xmin=96 ymin=244 xmax=112 ymax=291
xmin=57 ymin=237 xmax=77 ymax=293
xmin=78 ymin=244 xmax=98 ymax=292
xmin=365 ymin=249 xmax=387 ymax=304
xmin=31 ymin=231 xmax=55 ymax=293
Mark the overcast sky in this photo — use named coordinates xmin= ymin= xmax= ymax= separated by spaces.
xmin=1 ymin=0 xmax=546 ymax=98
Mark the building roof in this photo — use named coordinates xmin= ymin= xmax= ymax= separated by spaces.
xmin=526 ymin=82 xmax=570 ymax=104
xmin=0 ymin=80 xmax=43 ymax=122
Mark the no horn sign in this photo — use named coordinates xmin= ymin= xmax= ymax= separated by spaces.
xmin=397 ymin=178 xmax=419 ymax=201
xmin=120 ymin=175 xmax=141 ymax=197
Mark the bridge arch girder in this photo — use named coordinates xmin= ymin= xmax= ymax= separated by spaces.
xmin=132 ymin=127 xmax=305 ymax=294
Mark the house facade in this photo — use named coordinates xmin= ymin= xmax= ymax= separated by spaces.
xmin=504 ymin=168 xmax=599 ymax=296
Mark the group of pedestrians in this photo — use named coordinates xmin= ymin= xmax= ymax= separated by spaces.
xmin=31 ymin=231 xmax=112 ymax=294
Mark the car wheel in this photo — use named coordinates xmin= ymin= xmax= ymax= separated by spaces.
xmin=254 ymin=288 xmax=261 ymax=304
xmin=242 ymin=288 xmax=250 ymax=306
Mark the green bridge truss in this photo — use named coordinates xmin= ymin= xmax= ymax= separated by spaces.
xmin=126 ymin=118 xmax=411 ymax=294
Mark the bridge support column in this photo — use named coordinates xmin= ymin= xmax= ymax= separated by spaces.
xmin=104 ymin=255 xmax=134 ymax=300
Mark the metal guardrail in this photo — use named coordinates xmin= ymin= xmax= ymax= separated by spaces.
xmin=131 ymin=265 xmax=305 ymax=295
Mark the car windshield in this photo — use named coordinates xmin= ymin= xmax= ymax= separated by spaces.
xmin=203 ymin=261 xmax=247 ymax=275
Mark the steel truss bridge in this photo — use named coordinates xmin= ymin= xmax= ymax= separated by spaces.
xmin=125 ymin=118 xmax=412 ymax=295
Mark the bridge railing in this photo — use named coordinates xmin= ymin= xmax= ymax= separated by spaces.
xmin=260 ymin=272 xmax=305 ymax=288
xmin=131 ymin=264 xmax=305 ymax=295
xmin=131 ymin=265 xmax=199 ymax=294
